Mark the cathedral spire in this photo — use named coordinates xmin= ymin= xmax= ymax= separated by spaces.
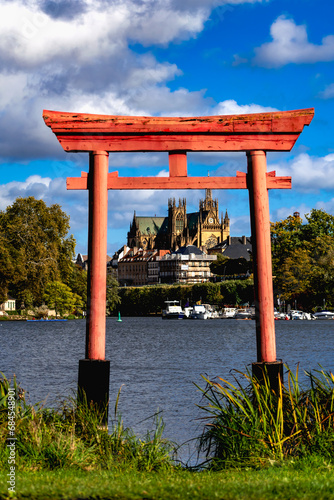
xmin=205 ymin=188 xmax=212 ymax=201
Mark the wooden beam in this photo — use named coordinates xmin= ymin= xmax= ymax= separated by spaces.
xmin=55 ymin=133 xmax=302 ymax=153
xmin=43 ymin=108 xmax=314 ymax=154
xmin=67 ymin=172 xmax=291 ymax=190
xmin=43 ymin=108 xmax=314 ymax=134
xmin=169 ymin=152 xmax=187 ymax=177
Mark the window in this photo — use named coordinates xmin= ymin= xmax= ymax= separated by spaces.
xmin=176 ymin=217 xmax=184 ymax=233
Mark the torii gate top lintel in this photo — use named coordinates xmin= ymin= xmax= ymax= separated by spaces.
xmin=43 ymin=107 xmax=314 ymax=154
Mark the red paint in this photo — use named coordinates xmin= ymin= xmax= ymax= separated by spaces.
xmin=43 ymin=108 xmax=314 ymax=153
xmin=67 ymin=171 xmax=291 ymax=191
xmin=169 ymin=152 xmax=187 ymax=177
xmin=86 ymin=151 xmax=109 ymax=360
xmin=247 ymin=151 xmax=276 ymax=363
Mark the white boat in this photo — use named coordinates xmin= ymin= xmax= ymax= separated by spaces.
xmin=190 ymin=304 xmax=209 ymax=320
xmin=290 ymin=310 xmax=315 ymax=320
xmin=222 ymin=307 xmax=237 ymax=319
xmin=290 ymin=310 xmax=305 ymax=320
xmin=183 ymin=306 xmax=193 ymax=319
xmin=235 ymin=308 xmax=255 ymax=320
xmin=162 ymin=301 xmax=185 ymax=319
xmin=274 ymin=312 xmax=290 ymax=320
xmin=313 ymin=310 xmax=334 ymax=320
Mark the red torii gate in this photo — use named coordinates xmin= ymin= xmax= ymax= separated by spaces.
xmin=43 ymin=107 xmax=314 ymax=408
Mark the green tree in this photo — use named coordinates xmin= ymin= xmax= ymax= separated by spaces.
xmin=65 ymin=264 xmax=87 ymax=310
xmin=44 ymin=281 xmax=83 ymax=317
xmin=210 ymin=254 xmax=229 ymax=276
xmin=0 ymin=197 xmax=75 ymax=305
xmin=106 ymin=275 xmax=121 ymax=315
xmin=271 ymin=210 xmax=334 ymax=310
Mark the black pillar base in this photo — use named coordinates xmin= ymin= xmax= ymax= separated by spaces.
xmin=252 ymin=361 xmax=283 ymax=394
xmin=78 ymin=359 xmax=110 ymax=424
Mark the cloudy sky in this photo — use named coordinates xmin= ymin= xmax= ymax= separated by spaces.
xmin=1 ymin=0 xmax=334 ymax=254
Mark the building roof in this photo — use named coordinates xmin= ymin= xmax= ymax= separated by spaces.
xmin=175 ymin=245 xmax=205 ymax=256
xmin=222 ymin=237 xmax=252 ymax=260
xmin=135 ymin=216 xmax=168 ymax=235
xmin=120 ymin=249 xmax=159 ymax=262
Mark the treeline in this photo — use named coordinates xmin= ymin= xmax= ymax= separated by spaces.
xmin=0 ymin=197 xmax=87 ymax=315
xmin=271 ymin=208 xmax=334 ymax=310
xmin=118 ymin=280 xmax=254 ymax=316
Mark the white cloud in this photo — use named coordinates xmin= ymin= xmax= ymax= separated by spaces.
xmin=318 ymin=83 xmax=334 ymax=100
xmin=212 ymin=99 xmax=277 ymax=115
xmin=0 ymin=175 xmax=51 ymax=210
xmin=316 ymin=197 xmax=334 ymax=215
xmin=252 ymin=16 xmax=334 ymax=68
xmin=0 ymin=0 xmax=211 ymax=70
xmin=0 ymin=0 xmax=276 ymax=162
xmin=270 ymin=203 xmax=312 ymax=223
xmin=271 ymin=153 xmax=334 ymax=192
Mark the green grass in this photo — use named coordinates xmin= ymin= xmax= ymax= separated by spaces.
xmin=1 ymin=457 xmax=334 ymax=499
xmin=1 ymin=368 xmax=334 ymax=499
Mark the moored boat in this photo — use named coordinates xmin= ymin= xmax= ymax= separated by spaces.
xmin=234 ymin=307 xmax=255 ymax=320
xmin=190 ymin=304 xmax=209 ymax=320
xmin=162 ymin=301 xmax=185 ymax=319
xmin=313 ymin=310 xmax=334 ymax=320
xmin=221 ymin=307 xmax=237 ymax=319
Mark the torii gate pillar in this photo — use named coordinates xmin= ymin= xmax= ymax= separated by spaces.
xmin=78 ymin=151 xmax=110 ymax=419
xmin=247 ymin=151 xmax=283 ymax=389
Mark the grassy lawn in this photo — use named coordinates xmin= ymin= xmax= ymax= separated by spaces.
xmin=1 ymin=458 xmax=334 ymax=500
xmin=2 ymin=368 xmax=334 ymax=499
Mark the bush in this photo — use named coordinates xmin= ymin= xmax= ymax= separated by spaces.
xmin=196 ymin=365 xmax=334 ymax=469
xmin=0 ymin=375 xmax=176 ymax=472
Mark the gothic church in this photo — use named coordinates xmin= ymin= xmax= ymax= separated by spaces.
xmin=127 ymin=189 xmax=230 ymax=251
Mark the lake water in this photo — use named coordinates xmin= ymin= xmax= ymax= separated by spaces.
xmin=1 ymin=317 xmax=334 ymax=463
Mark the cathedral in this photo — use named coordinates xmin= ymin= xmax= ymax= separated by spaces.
xmin=127 ymin=189 xmax=230 ymax=251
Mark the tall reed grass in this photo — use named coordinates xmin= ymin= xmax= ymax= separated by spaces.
xmin=196 ymin=365 xmax=334 ymax=469
xmin=0 ymin=374 xmax=176 ymax=472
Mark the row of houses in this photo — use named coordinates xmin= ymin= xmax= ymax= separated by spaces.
xmin=76 ymin=245 xmax=217 ymax=286
xmin=117 ymin=245 xmax=217 ymax=286
xmin=75 ymin=235 xmax=252 ymax=287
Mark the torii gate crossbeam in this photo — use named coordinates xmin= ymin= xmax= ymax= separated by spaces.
xmin=43 ymin=107 xmax=314 ymax=412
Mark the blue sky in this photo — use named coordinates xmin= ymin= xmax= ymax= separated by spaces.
xmin=1 ymin=0 xmax=334 ymax=255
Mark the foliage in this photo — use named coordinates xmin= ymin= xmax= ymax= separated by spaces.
xmin=0 ymin=374 xmax=176 ymax=474
xmin=64 ymin=265 xmax=87 ymax=310
xmin=2 ymin=374 xmax=334 ymax=500
xmin=106 ymin=274 xmax=121 ymax=315
xmin=209 ymin=254 xmax=229 ymax=275
xmin=0 ymin=197 xmax=76 ymax=306
xmin=117 ymin=280 xmax=254 ymax=315
xmin=43 ymin=281 xmax=83 ymax=317
xmin=211 ymin=254 xmax=252 ymax=277
xmin=271 ymin=209 xmax=334 ymax=309
xmin=197 ymin=365 xmax=334 ymax=469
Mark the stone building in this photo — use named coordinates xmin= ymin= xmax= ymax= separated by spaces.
xmin=127 ymin=189 xmax=230 ymax=252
